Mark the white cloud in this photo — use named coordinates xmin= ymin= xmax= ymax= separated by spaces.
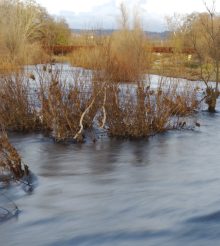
xmin=37 ymin=0 xmax=112 ymax=14
xmin=35 ymin=0 xmax=220 ymax=31
xmin=36 ymin=0 xmax=220 ymax=15
xmin=143 ymin=0 xmax=205 ymax=17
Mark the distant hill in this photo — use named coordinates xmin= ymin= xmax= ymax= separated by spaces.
xmin=146 ymin=31 xmax=171 ymax=40
xmin=71 ymin=29 xmax=171 ymax=40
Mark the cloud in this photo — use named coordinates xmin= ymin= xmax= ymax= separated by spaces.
xmin=144 ymin=0 xmax=202 ymax=16
xmin=37 ymin=0 xmax=112 ymax=14
xmin=60 ymin=1 xmax=118 ymax=29
xmin=60 ymin=0 xmax=166 ymax=31
xmin=36 ymin=0 xmax=220 ymax=31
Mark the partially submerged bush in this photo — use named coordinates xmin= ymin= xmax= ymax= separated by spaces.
xmin=0 ymin=132 xmax=29 ymax=182
xmin=160 ymin=82 xmax=199 ymax=116
xmin=0 ymin=72 xmax=40 ymax=131
xmin=40 ymin=79 xmax=94 ymax=141
xmin=38 ymin=70 xmax=197 ymax=141
xmin=0 ymin=65 xmax=199 ymax=142
xmin=0 ymin=131 xmax=33 ymax=222
xmin=105 ymin=80 xmax=199 ymax=138
xmin=36 ymin=66 xmax=103 ymax=142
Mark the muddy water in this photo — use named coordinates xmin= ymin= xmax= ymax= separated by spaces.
xmin=1 ymin=106 xmax=220 ymax=245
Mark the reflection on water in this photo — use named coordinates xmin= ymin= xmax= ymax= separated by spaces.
xmin=1 ymin=109 xmax=220 ymax=246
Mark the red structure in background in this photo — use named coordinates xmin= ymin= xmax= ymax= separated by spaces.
xmin=43 ymin=45 xmax=95 ymax=55
xmin=152 ymin=46 xmax=195 ymax=54
xmin=44 ymin=45 xmax=195 ymax=55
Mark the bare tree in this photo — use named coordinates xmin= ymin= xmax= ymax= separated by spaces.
xmin=118 ymin=2 xmax=129 ymax=30
xmin=0 ymin=0 xmax=44 ymax=61
xmin=168 ymin=1 xmax=220 ymax=112
xmin=188 ymin=8 xmax=220 ymax=112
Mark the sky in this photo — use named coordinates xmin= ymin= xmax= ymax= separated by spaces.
xmin=35 ymin=0 xmax=220 ymax=31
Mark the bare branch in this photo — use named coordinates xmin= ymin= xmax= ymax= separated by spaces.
xmin=100 ymin=86 xmax=107 ymax=128
xmin=73 ymin=97 xmax=96 ymax=141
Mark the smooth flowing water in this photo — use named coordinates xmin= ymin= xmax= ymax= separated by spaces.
xmin=1 ymin=106 xmax=220 ymax=246
xmin=0 ymin=65 xmax=220 ymax=245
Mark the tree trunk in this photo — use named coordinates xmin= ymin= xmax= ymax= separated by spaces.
xmin=215 ymin=62 xmax=219 ymax=91
xmin=206 ymin=87 xmax=217 ymax=112
xmin=208 ymin=100 xmax=216 ymax=112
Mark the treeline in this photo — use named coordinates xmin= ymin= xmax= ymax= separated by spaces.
xmin=0 ymin=0 xmax=71 ymax=66
xmin=166 ymin=4 xmax=220 ymax=112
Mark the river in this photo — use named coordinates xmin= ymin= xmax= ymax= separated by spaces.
xmin=1 ymin=67 xmax=220 ymax=245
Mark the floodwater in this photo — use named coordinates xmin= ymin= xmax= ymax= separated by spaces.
xmin=1 ymin=106 xmax=220 ymax=246
xmin=1 ymin=66 xmax=220 ymax=246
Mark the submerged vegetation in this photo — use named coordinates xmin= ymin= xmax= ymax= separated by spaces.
xmin=0 ymin=65 xmax=199 ymax=142
xmin=1 ymin=0 xmax=219 ymax=223
xmin=0 ymin=0 xmax=219 ymax=194
xmin=0 ymin=131 xmax=29 ymax=182
xmin=0 ymin=1 xmax=201 ymax=145
xmin=0 ymin=130 xmax=33 ymax=221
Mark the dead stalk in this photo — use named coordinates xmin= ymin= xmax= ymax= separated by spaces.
xmin=100 ymin=86 xmax=107 ymax=128
xmin=74 ymin=96 xmax=96 ymax=140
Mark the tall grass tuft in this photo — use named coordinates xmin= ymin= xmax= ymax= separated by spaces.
xmin=104 ymin=80 xmax=199 ymax=138
xmin=0 ymin=71 xmax=40 ymax=131
xmin=0 ymin=64 xmax=199 ymax=142
xmin=70 ymin=4 xmax=151 ymax=82
xmin=0 ymin=131 xmax=29 ymax=182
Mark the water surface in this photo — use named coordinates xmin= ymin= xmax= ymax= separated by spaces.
xmin=1 ymin=107 xmax=220 ymax=246
xmin=0 ymin=65 xmax=220 ymax=245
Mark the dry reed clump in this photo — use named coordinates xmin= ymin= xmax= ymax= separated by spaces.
xmin=0 ymin=64 xmax=102 ymax=143
xmin=70 ymin=31 xmax=150 ymax=82
xmin=37 ymin=67 xmax=103 ymax=142
xmin=0 ymin=64 xmax=200 ymax=142
xmin=0 ymin=72 xmax=40 ymax=131
xmin=0 ymin=131 xmax=29 ymax=183
xmin=0 ymin=131 xmax=32 ymax=221
xmin=0 ymin=57 xmax=21 ymax=75
xmin=0 ymin=44 xmax=48 ymax=76
xmin=105 ymin=30 xmax=150 ymax=82
xmin=70 ymin=45 xmax=104 ymax=70
xmin=21 ymin=43 xmax=50 ymax=65
xmin=0 ymin=35 xmax=48 ymax=70
xmin=104 ymin=81 xmax=199 ymax=138
xmin=70 ymin=4 xmax=151 ymax=82
xmin=159 ymin=82 xmax=199 ymax=116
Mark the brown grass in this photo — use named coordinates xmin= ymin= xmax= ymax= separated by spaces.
xmin=0 ymin=72 xmax=40 ymax=131
xmin=104 ymin=80 xmax=199 ymax=138
xmin=70 ymin=30 xmax=151 ymax=82
xmin=0 ymin=131 xmax=29 ymax=182
xmin=0 ymin=64 xmax=199 ymax=142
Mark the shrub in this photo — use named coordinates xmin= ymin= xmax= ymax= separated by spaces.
xmin=0 ymin=131 xmax=29 ymax=181
xmin=0 ymin=72 xmax=40 ymax=131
